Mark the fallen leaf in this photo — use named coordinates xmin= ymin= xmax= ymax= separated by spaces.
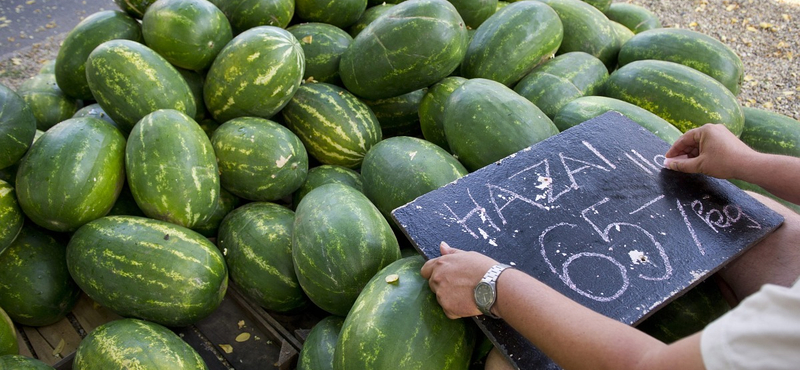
xmin=689 ymin=21 xmax=698 ymax=28
xmin=235 ymin=333 xmax=251 ymax=342
xmin=743 ymin=75 xmax=754 ymax=81
xmin=763 ymin=102 xmax=774 ymax=109
xmin=237 ymin=320 xmax=245 ymax=329
xmin=11 ymin=58 xmax=21 ymax=65
xmin=726 ymin=4 xmax=737 ymax=11
xmin=219 ymin=344 xmax=233 ymax=353
xmin=782 ymin=14 xmax=791 ymax=21
xmin=746 ymin=26 xmax=757 ymax=32
xmin=53 ymin=338 xmax=65 ymax=356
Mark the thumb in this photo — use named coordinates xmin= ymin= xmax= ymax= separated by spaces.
xmin=440 ymin=241 xmax=461 ymax=255
xmin=663 ymin=154 xmax=690 ymax=172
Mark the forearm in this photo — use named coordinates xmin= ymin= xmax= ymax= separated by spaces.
xmin=736 ymin=152 xmax=800 ymax=205
xmin=493 ymin=269 xmax=704 ymax=370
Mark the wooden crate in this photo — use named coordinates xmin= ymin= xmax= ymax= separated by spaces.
xmin=15 ymin=284 xmax=301 ymax=370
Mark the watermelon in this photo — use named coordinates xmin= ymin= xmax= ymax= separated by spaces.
xmin=603 ymin=59 xmax=745 ymax=135
xmin=293 ymin=183 xmax=401 ymax=316
xmin=204 ymin=26 xmax=304 ymax=123
xmin=580 ymin=0 xmax=610 ymax=12
xmin=295 ymin=0 xmax=367 ymax=28
xmin=361 ymin=136 xmax=468 ymax=224
xmin=217 ymin=202 xmax=308 ymax=312
xmin=55 ymin=10 xmax=143 ymax=100
xmin=0 ymin=355 xmax=53 ymax=369
xmin=38 ymin=60 xmax=56 ymax=74
xmin=333 ymin=256 xmax=474 ymax=369
xmin=0 ymin=83 xmax=36 ymax=170
xmin=126 ymin=109 xmax=220 ymax=229
xmin=0 ymin=224 xmax=81 ymax=327
xmin=292 ymin=165 xmax=363 ymax=208
xmin=114 ymin=0 xmax=159 ymax=18
xmin=142 ymin=0 xmax=232 ymax=72
xmin=86 ymin=39 xmax=196 ymax=134
xmin=368 ymin=0 xmax=404 ymax=4
xmin=106 ymin=184 xmax=146 ymax=217
xmin=444 ymin=78 xmax=559 ymax=171
xmin=73 ymin=103 xmax=121 ymax=132
xmin=637 ymin=279 xmax=729 ymax=343
xmin=460 ymin=0 xmax=563 ymax=87
xmin=339 ymin=0 xmax=468 ymax=99
xmin=211 ymin=116 xmax=308 ymax=201
xmin=0 ymin=307 xmax=16 ymax=356
xmin=0 ymin=180 xmax=22 ymax=256
xmin=288 ymin=23 xmax=353 ymax=86
xmin=66 ymin=215 xmax=228 ymax=327
xmin=347 ymin=3 xmax=394 ymax=38
xmin=536 ymin=0 xmax=619 ymax=70
xmin=190 ymin=187 xmax=239 ymax=238
xmin=618 ymin=28 xmax=745 ymax=96
xmin=211 ymin=0 xmax=294 ymax=34
xmin=449 ymin=0 xmax=498 ymax=29
xmin=362 ymin=88 xmax=426 ymax=137
xmin=604 ymin=2 xmax=661 ymax=34
xmin=17 ymin=74 xmax=78 ymax=131
xmin=418 ymin=76 xmax=466 ymax=152
xmin=16 ymin=117 xmax=126 ymax=232
xmin=176 ymin=68 xmax=208 ymax=121
xmin=553 ymin=96 xmax=682 ymax=144
xmin=297 ymin=316 xmax=344 ymax=370
xmin=513 ymin=51 xmax=608 ymax=119
xmin=73 ymin=318 xmax=207 ymax=369
xmin=610 ymin=20 xmax=635 ymax=46
xmin=281 ymin=82 xmax=382 ymax=168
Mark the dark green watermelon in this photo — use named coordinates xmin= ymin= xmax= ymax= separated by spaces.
xmin=418 ymin=76 xmax=466 ymax=152
xmin=292 ymin=165 xmax=363 ymax=208
xmin=210 ymin=0 xmax=295 ymax=34
xmin=287 ymin=22 xmax=353 ymax=85
xmin=0 ymin=83 xmax=36 ymax=170
xmin=17 ymin=74 xmax=78 ymax=131
xmin=297 ymin=316 xmax=344 ymax=370
xmin=295 ymin=0 xmax=367 ymax=28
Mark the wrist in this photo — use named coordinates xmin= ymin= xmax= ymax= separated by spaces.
xmin=489 ymin=267 xmax=515 ymax=319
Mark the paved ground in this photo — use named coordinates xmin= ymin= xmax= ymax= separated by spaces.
xmin=0 ymin=0 xmax=116 ymax=57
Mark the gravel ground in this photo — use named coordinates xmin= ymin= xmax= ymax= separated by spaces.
xmin=0 ymin=0 xmax=798 ymax=119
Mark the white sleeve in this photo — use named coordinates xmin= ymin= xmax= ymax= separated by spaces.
xmin=701 ymin=280 xmax=800 ymax=370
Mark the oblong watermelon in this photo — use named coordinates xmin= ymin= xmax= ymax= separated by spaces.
xmin=293 ymin=183 xmax=400 ymax=316
xmin=204 ymin=26 xmax=304 ymax=123
xmin=211 ymin=0 xmax=295 ymax=34
xmin=449 ymin=0 xmax=498 ymax=29
xmin=637 ymin=279 xmax=729 ymax=343
xmin=460 ymin=0 xmax=563 ymax=86
xmin=297 ymin=316 xmax=344 ymax=370
xmin=0 ymin=180 xmax=23 ymax=256
xmin=17 ymin=73 xmax=78 ymax=131
xmin=0 ymin=224 xmax=81 ymax=327
xmin=0 ymin=355 xmax=53 ymax=369
xmin=444 ymin=78 xmax=559 ymax=171
xmin=55 ymin=10 xmax=143 ymax=100
xmin=347 ymin=3 xmax=394 ymax=38
xmin=362 ymin=88 xmax=426 ymax=137
xmin=73 ymin=319 xmax=207 ymax=369
xmin=603 ymin=59 xmax=745 ymax=135
xmin=73 ymin=103 xmax=120 ymax=132
xmin=16 ymin=117 xmax=126 ymax=232
xmin=740 ymin=106 xmax=800 ymax=156
xmin=333 ymin=256 xmax=474 ymax=369
xmin=292 ymin=165 xmax=363 ymax=208
xmin=604 ymin=2 xmax=661 ymax=34
xmin=339 ymin=0 xmax=468 ymax=99
xmin=66 ymin=215 xmax=228 ymax=327
xmin=190 ymin=187 xmax=240 ymax=238
xmin=537 ymin=0 xmax=619 ymax=70
xmin=295 ymin=0 xmax=367 ymax=28
xmin=287 ymin=22 xmax=353 ymax=85
xmin=617 ymin=28 xmax=744 ymax=95
xmin=0 ymin=307 xmax=16 ymax=356
xmin=85 ymin=39 xmax=196 ymax=134
xmin=0 ymin=83 xmax=36 ymax=170
xmin=418 ymin=76 xmax=467 ymax=152
xmin=281 ymin=82 xmax=382 ymax=168
xmin=113 ymin=0 xmax=158 ymax=18
xmin=217 ymin=202 xmax=308 ymax=312
xmin=126 ymin=109 xmax=219 ymax=229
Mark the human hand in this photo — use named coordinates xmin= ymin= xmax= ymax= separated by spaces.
xmin=663 ymin=123 xmax=756 ymax=179
xmin=420 ymin=242 xmax=498 ymax=319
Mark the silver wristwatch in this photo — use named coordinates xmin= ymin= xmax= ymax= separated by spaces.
xmin=474 ymin=263 xmax=512 ymax=319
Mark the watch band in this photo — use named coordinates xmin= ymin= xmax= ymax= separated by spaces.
xmin=477 ymin=263 xmax=512 ymax=318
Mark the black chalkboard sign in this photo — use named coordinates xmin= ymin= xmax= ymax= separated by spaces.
xmin=391 ymin=112 xmax=784 ymax=370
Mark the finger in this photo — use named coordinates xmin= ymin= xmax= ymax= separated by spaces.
xmin=420 ymin=258 xmax=435 ymax=279
xmin=663 ymin=154 xmax=689 ymax=171
xmin=665 ymin=128 xmax=701 ymax=158
xmin=440 ymin=241 xmax=461 ymax=255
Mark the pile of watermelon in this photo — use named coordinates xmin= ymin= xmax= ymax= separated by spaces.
xmin=1 ymin=0 xmax=799 ymax=368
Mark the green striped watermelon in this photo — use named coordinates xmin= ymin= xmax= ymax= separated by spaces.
xmin=113 ymin=0 xmax=158 ymax=18
xmin=461 ymin=1 xmax=562 ymax=87
xmin=361 ymin=136 xmax=467 ymax=224
xmin=0 ymin=83 xmax=36 ymax=170
xmin=126 ymin=109 xmax=219 ymax=229
xmin=618 ymin=28 xmax=744 ymax=96
xmin=0 ymin=224 xmax=81 ymax=327
xmin=553 ymin=96 xmax=682 ymax=144
xmin=637 ymin=279 xmax=729 ymax=343
xmin=55 ymin=10 xmax=143 ymax=100
xmin=281 ymin=82 xmax=382 ymax=169
xmin=17 ymin=74 xmax=78 ymax=131
xmin=339 ymin=0 xmax=468 ymax=99
xmin=211 ymin=116 xmax=308 ymax=201
xmin=211 ymin=0 xmax=294 ymax=34
xmin=0 ymin=180 xmax=22 ymax=256
xmin=333 ymin=256 xmax=474 ymax=369
xmin=73 ymin=319 xmax=207 ymax=369
xmin=38 ymin=60 xmax=56 ymax=74
xmin=292 ymin=164 xmax=363 ymax=209
xmin=73 ymin=103 xmax=120 ymax=132
xmin=610 ymin=20 xmax=634 ymax=45
xmin=537 ymin=0 xmax=619 ymax=70
xmin=176 ymin=68 xmax=208 ymax=121
xmin=603 ymin=59 xmax=745 ymax=135
xmin=347 ymin=3 xmax=394 ymax=38
xmin=418 ymin=76 xmax=466 ymax=152
xmin=217 ymin=202 xmax=308 ymax=312
xmin=297 ymin=316 xmax=344 ymax=370
xmin=0 ymin=307 xmax=16 ymax=356
xmin=0 ymin=355 xmax=53 ymax=369
xmin=362 ymin=88 xmax=426 ymax=137
xmin=580 ymin=0 xmax=610 ymax=12
xmin=16 ymin=117 xmax=126 ymax=232
xmin=514 ymin=51 xmax=608 ymax=119
xmin=296 ymin=0 xmax=367 ymax=28
xmin=66 ymin=215 xmax=228 ymax=327
xmin=449 ymin=0 xmax=498 ymax=29
xmin=444 ymin=78 xmax=559 ymax=171
xmin=191 ymin=187 xmax=240 ymax=238
xmin=293 ymin=183 xmax=400 ymax=316
xmin=106 ymin=184 xmax=146 ymax=217
xmin=604 ymin=2 xmax=662 ymax=34
xmin=288 ymin=23 xmax=353 ymax=86
xmin=204 ymin=26 xmax=304 ymax=123
xmin=142 ymin=0 xmax=232 ymax=72
xmin=85 ymin=39 xmax=196 ymax=134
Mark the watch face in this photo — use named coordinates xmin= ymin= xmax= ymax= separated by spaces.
xmin=475 ymin=282 xmax=494 ymax=307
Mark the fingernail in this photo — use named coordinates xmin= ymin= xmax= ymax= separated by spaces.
xmin=440 ymin=241 xmax=450 ymax=248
